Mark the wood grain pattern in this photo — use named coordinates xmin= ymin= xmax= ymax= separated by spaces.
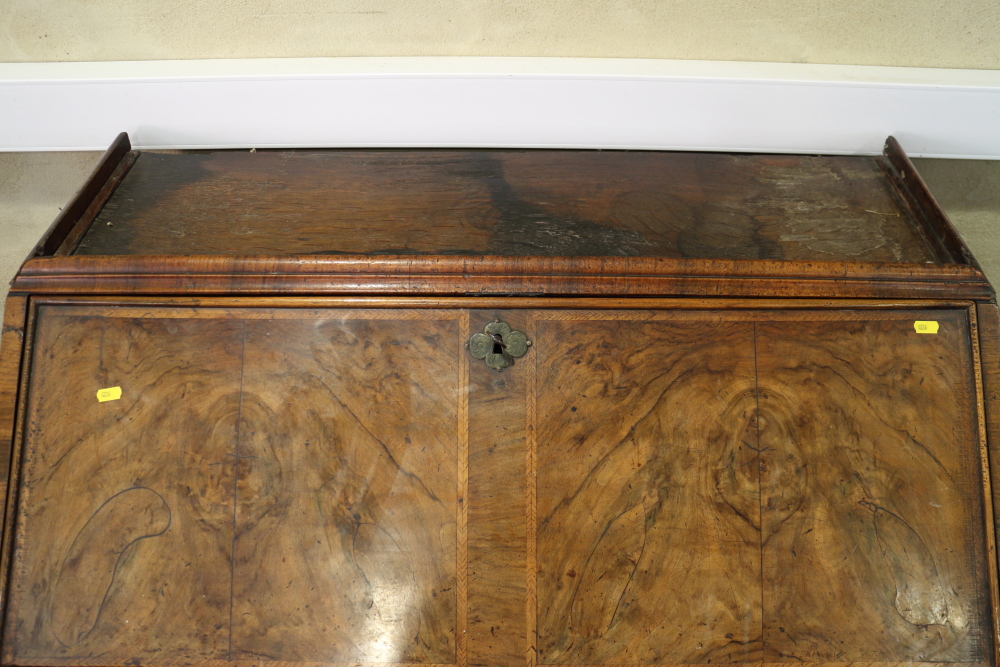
xmin=458 ymin=310 xmax=470 ymax=667
xmin=53 ymin=150 xmax=139 ymax=257
xmin=0 ymin=295 xmax=33 ymax=645
xmin=0 ymin=302 xmax=995 ymax=667
xmin=525 ymin=311 xmax=537 ymax=667
xmin=229 ymin=314 xmax=462 ymax=664
xmin=33 ymin=132 xmax=132 ymax=258
xmin=975 ymin=301 xmax=1000 ymax=666
xmin=25 ymin=294 xmax=977 ymax=314
xmin=14 ymin=140 xmax=987 ymax=302
xmin=879 ymin=137 xmax=976 ymax=267
xmin=533 ymin=316 xmax=763 ymax=665
xmin=968 ymin=304 xmax=1000 ymax=667
xmin=75 ymin=150 xmax=936 ymax=264
xmin=12 ymin=254 xmax=992 ymax=301
xmin=2 ymin=131 xmax=997 ymax=667
xmin=755 ymin=311 xmax=989 ymax=662
xmin=465 ymin=310 xmax=530 ymax=667
xmin=3 ymin=308 xmax=244 ymax=663
xmin=0 ymin=296 xmax=28 ymax=516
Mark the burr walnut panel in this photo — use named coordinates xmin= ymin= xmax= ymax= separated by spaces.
xmin=755 ymin=313 xmax=990 ymax=663
xmin=533 ymin=316 xmax=762 ymax=664
xmin=0 ymin=303 xmax=993 ymax=667
xmin=229 ymin=314 xmax=463 ymax=664
xmin=3 ymin=309 xmax=244 ymax=664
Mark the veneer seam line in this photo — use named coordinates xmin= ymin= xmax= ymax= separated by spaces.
xmin=226 ymin=320 xmax=247 ymax=661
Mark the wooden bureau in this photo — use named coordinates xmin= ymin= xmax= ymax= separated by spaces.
xmin=1 ymin=133 xmax=999 ymax=667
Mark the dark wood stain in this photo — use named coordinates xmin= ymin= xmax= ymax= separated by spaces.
xmin=880 ymin=137 xmax=976 ymax=266
xmin=53 ymin=151 xmax=139 ymax=257
xmin=14 ymin=253 xmax=994 ymax=301
xmin=75 ymin=150 xmax=937 ymax=263
xmin=33 ymin=132 xmax=132 ymax=258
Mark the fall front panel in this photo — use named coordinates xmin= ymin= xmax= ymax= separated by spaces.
xmin=0 ymin=304 xmax=993 ymax=667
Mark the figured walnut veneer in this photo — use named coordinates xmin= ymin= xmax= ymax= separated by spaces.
xmin=0 ymin=304 xmax=992 ymax=667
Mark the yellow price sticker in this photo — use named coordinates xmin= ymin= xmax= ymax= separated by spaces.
xmin=96 ymin=386 xmax=122 ymax=402
xmin=913 ymin=321 xmax=939 ymax=334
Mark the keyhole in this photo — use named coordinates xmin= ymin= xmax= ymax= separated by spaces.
xmin=489 ymin=331 xmax=507 ymax=355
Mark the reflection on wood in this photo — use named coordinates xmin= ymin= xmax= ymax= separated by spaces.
xmin=0 ymin=305 xmax=993 ymax=667
xmin=534 ymin=317 xmax=762 ymax=664
xmin=77 ymin=150 xmax=934 ymax=263
xmin=4 ymin=311 xmax=243 ymax=663
xmin=756 ymin=313 xmax=989 ymax=662
xmin=230 ymin=316 xmax=460 ymax=664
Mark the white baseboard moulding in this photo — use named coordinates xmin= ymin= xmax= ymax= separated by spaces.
xmin=2 ymin=57 xmax=999 ymax=158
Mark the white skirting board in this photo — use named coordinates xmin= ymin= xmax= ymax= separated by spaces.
xmin=2 ymin=57 xmax=999 ymax=157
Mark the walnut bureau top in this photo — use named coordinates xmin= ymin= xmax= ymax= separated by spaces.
xmin=0 ymin=133 xmax=999 ymax=667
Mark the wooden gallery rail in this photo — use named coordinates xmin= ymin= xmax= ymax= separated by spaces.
xmin=0 ymin=133 xmax=998 ymax=667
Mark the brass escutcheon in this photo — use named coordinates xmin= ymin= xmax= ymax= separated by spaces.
xmin=466 ymin=318 xmax=531 ymax=371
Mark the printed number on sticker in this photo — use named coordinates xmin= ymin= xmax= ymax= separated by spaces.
xmin=97 ymin=386 xmax=122 ymax=402
xmin=913 ymin=321 xmax=939 ymax=334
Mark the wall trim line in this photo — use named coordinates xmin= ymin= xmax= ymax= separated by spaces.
xmin=2 ymin=57 xmax=999 ymax=157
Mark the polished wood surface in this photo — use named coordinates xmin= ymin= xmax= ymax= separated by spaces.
xmin=32 ymin=132 xmax=133 ymax=258
xmin=466 ymin=309 xmax=530 ymax=667
xmin=74 ymin=150 xmax=939 ymax=263
xmin=977 ymin=302 xmax=1000 ymax=597
xmin=21 ymin=294 xmax=980 ymax=313
xmin=1 ymin=303 xmax=992 ymax=667
xmin=14 ymin=136 xmax=991 ymax=302
xmin=756 ymin=314 xmax=988 ymax=661
xmin=53 ymin=150 xmax=139 ymax=257
xmin=11 ymin=254 xmax=993 ymax=301
xmin=0 ymin=296 xmax=28 ymax=514
xmin=4 ymin=308 xmax=244 ymax=663
xmin=880 ymin=137 xmax=978 ymax=267
xmin=5 ymin=136 xmax=998 ymax=667
xmin=533 ymin=316 xmax=761 ymax=664
xmin=230 ymin=314 xmax=463 ymax=664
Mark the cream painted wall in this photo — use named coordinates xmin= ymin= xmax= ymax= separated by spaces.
xmin=2 ymin=0 xmax=999 ymax=69
xmin=0 ymin=152 xmax=99 ymax=320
